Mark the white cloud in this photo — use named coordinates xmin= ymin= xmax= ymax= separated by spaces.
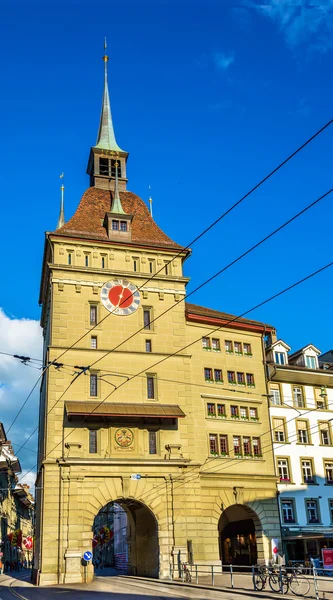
xmin=214 ymin=51 xmax=235 ymax=71
xmin=0 ymin=309 xmax=42 ymax=489
xmin=249 ymin=0 xmax=333 ymax=51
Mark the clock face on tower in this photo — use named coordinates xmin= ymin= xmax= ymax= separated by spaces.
xmin=101 ymin=279 xmax=140 ymax=316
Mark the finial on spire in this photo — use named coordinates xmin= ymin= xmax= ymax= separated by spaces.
xmin=148 ymin=185 xmax=153 ymax=219
xmin=95 ymin=38 xmax=124 ymax=152
xmin=110 ymin=153 xmax=126 ymax=214
xmin=57 ymin=173 xmax=65 ymax=229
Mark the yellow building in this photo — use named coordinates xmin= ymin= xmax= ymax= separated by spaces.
xmin=34 ymin=51 xmax=281 ymax=585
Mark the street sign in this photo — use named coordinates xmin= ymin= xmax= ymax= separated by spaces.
xmin=131 ymin=474 xmax=141 ymax=480
xmin=83 ymin=551 xmax=92 ymax=561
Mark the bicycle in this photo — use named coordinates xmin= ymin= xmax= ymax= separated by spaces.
xmin=254 ymin=564 xmax=310 ymax=596
xmin=182 ymin=562 xmax=192 ymax=583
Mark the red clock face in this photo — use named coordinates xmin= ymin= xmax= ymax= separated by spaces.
xmin=101 ymin=279 xmax=141 ymax=316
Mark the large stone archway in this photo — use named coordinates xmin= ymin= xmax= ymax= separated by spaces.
xmin=93 ymin=498 xmax=159 ymax=578
xmin=218 ymin=504 xmax=261 ymax=567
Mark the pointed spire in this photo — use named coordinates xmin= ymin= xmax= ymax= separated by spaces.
xmin=57 ymin=173 xmax=65 ymax=229
xmin=95 ymin=39 xmax=124 ymax=152
xmin=110 ymin=155 xmax=126 ymax=214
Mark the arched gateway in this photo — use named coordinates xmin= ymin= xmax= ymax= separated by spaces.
xmin=218 ymin=504 xmax=261 ymax=566
xmin=93 ymin=498 xmax=159 ymax=578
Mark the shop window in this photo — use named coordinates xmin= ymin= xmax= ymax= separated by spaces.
xmin=273 ymin=418 xmax=286 ymax=442
xmin=306 ymin=499 xmax=320 ymax=524
xmin=278 ymin=458 xmax=290 ymax=482
xmin=282 ymin=499 xmax=295 ymax=523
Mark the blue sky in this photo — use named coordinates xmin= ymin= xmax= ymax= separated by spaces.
xmin=0 ymin=1 xmax=333 ymax=480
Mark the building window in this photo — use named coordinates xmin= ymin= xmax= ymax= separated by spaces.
xmin=133 ymin=258 xmax=139 ymax=272
xmin=306 ymin=500 xmax=319 ymax=524
xmin=120 ymin=221 xmax=127 ymax=232
xmin=214 ymin=369 xmax=223 ymax=382
xmin=243 ymin=436 xmax=251 ymax=455
xmin=273 ymin=418 xmax=286 ymax=442
xmin=90 ymin=373 xmax=98 ymax=397
xmin=220 ymin=435 xmax=228 ymax=455
xmin=212 ymin=338 xmax=220 ymax=352
xmin=217 ymin=404 xmax=226 ymax=418
xmin=282 ymin=500 xmax=295 ymax=523
xmin=90 ymin=304 xmax=98 ymax=326
xmin=237 ymin=372 xmax=245 ymax=385
xmin=275 ymin=352 xmax=286 ymax=365
xmin=315 ymin=387 xmax=327 ymax=410
xmin=99 ymin=157 xmax=109 ymax=175
xmin=231 ymin=406 xmax=239 ymax=419
xmin=67 ymin=252 xmax=73 ymax=265
xmin=209 ymin=434 xmax=218 ymax=455
xmin=240 ymin=407 xmax=248 ymax=420
xmin=253 ymin=437 xmax=261 ymax=456
xmin=293 ymin=386 xmax=305 ymax=408
xmin=204 ymin=368 xmax=213 ymax=382
xmin=319 ymin=422 xmax=331 ymax=446
xmin=250 ymin=407 xmax=258 ymax=420
xmin=325 ymin=461 xmax=333 ymax=484
xmin=101 ymin=256 xmax=106 ymax=268
xmin=297 ymin=420 xmax=309 ymax=444
xmin=329 ymin=500 xmax=333 ymax=523
xmin=148 ymin=259 xmax=155 ymax=274
xmin=85 ymin=254 xmax=90 ymax=267
xmin=147 ymin=375 xmax=156 ymax=399
xmin=207 ymin=403 xmax=216 ymax=417
xmin=246 ymin=373 xmax=255 ymax=387
xmin=202 ymin=337 xmax=210 ymax=350
xmin=148 ymin=431 xmax=157 ymax=455
xmin=143 ymin=308 xmax=152 ymax=330
xmin=112 ymin=220 xmax=119 ymax=231
xmin=164 ymin=260 xmax=170 ymax=275
xmin=225 ymin=340 xmax=233 ymax=353
xmin=302 ymin=459 xmax=315 ymax=484
xmin=227 ymin=371 xmax=236 ymax=384
xmin=270 ymin=384 xmax=281 ymax=405
xmin=145 ymin=339 xmax=152 ymax=353
xmin=305 ymin=355 xmax=317 ymax=369
xmin=234 ymin=342 xmax=242 ymax=355
xmin=244 ymin=343 xmax=252 ymax=356
xmin=91 ymin=336 xmax=97 ymax=349
xmin=278 ymin=458 xmax=290 ymax=482
xmin=233 ymin=436 xmax=241 ymax=455
xmin=89 ymin=430 xmax=98 ymax=454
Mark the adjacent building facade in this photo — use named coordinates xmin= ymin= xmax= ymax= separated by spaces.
xmin=34 ymin=51 xmax=281 ymax=585
xmin=267 ymin=339 xmax=333 ymax=563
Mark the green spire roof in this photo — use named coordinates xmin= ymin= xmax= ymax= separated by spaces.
xmin=110 ymin=160 xmax=126 ymax=214
xmin=95 ymin=55 xmax=125 ymax=153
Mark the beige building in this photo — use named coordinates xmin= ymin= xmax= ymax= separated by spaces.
xmin=34 ymin=52 xmax=281 ymax=585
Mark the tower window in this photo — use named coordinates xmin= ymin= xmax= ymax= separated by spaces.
xmin=91 ymin=336 xmax=97 ymax=349
xmin=120 ymin=221 xmax=127 ymax=232
xmin=89 ymin=430 xmax=98 ymax=454
xmin=85 ymin=254 xmax=90 ymax=267
xmin=67 ymin=252 xmax=73 ymax=265
xmin=143 ymin=308 xmax=152 ymax=330
xmin=147 ymin=374 xmax=156 ymax=399
xmin=90 ymin=305 xmax=98 ymax=326
xmin=148 ymin=260 xmax=155 ymax=274
xmin=133 ymin=258 xmax=139 ymax=272
xmin=145 ymin=340 xmax=152 ymax=353
xmin=99 ymin=157 xmax=122 ymax=178
xmin=101 ymin=256 xmax=106 ymax=269
xmin=148 ymin=431 xmax=157 ymax=455
xmin=99 ymin=157 xmax=109 ymax=176
xmin=164 ymin=261 xmax=170 ymax=275
xmin=111 ymin=159 xmax=122 ymax=178
xmin=90 ymin=373 xmax=98 ymax=397
xmin=112 ymin=220 xmax=119 ymax=231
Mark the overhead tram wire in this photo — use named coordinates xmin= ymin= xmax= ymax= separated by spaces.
xmin=4 ymin=120 xmax=333 ymax=439
xmin=17 ymin=258 xmax=333 ymax=484
xmin=13 ymin=184 xmax=333 ymax=457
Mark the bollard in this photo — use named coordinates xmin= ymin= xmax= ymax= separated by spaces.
xmin=252 ymin=565 xmax=255 ymax=590
xmin=211 ymin=564 xmax=214 ymax=586
xmin=313 ymin=566 xmax=319 ymax=600
xmin=230 ymin=564 xmax=234 ymax=589
xmin=181 ymin=564 xmax=185 ymax=583
xmin=195 ymin=564 xmax=198 ymax=585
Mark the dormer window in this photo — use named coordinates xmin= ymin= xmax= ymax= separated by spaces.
xmin=305 ymin=355 xmax=317 ymax=369
xmin=275 ymin=352 xmax=286 ymax=365
xmin=120 ymin=221 xmax=128 ymax=232
xmin=112 ymin=220 xmax=119 ymax=231
xmin=99 ymin=157 xmax=122 ymax=178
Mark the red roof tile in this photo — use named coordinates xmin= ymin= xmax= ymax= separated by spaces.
xmin=55 ymin=187 xmax=182 ymax=250
xmin=185 ymin=302 xmax=275 ymax=330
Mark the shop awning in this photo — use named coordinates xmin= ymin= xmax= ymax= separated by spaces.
xmin=65 ymin=402 xmax=186 ymax=419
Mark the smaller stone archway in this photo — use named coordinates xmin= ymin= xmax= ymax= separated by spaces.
xmin=93 ymin=498 xmax=159 ymax=578
xmin=218 ymin=504 xmax=261 ymax=567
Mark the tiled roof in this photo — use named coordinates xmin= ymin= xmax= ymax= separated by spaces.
xmin=185 ymin=302 xmax=274 ymax=330
xmin=55 ymin=187 xmax=182 ymax=250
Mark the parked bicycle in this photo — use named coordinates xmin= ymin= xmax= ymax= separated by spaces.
xmin=182 ymin=562 xmax=192 ymax=583
xmin=254 ymin=564 xmax=310 ymax=596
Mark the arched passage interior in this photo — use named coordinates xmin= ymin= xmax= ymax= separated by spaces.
xmin=92 ymin=498 xmax=159 ymax=578
xmin=218 ymin=504 xmax=261 ymax=567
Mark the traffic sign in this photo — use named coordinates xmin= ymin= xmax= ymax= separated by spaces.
xmin=83 ymin=551 xmax=92 ymax=561
xmin=131 ymin=474 xmax=141 ymax=480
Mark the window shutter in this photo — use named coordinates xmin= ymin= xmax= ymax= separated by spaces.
xmin=297 ymin=420 xmax=306 ymax=430
xmin=319 ymin=422 xmax=329 ymax=431
xmin=274 ymin=418 xmax=284 ymax=431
